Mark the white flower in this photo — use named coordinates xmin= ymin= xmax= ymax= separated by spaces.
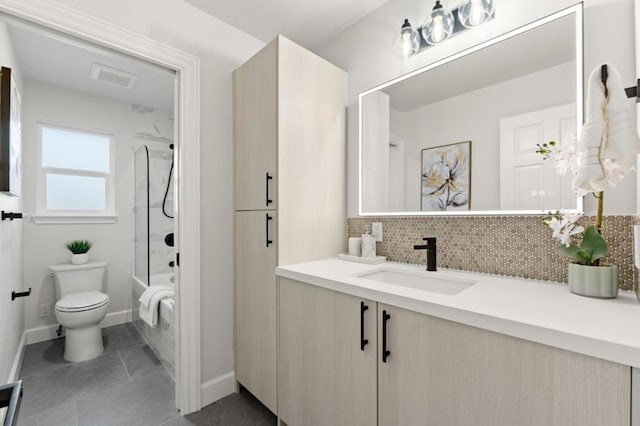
xmin=547 ymin=211 xmax=584 ymax=247
xmin=554 ymin=144 xmax=579 ymax=176
xmin=603 ymin=159 xmax=629 ymax=188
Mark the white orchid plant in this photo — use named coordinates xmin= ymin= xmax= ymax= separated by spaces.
xmin=537 ymin=140 xmax=609 ymax=266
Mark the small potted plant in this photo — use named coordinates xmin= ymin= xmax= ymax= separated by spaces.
xmin=66 ymin=240 xmax=93 ymax=265
xmin=542 ymin=209 xmax=616 ymax=298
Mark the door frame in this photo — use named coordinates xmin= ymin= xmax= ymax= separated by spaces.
xmin=0 ymin=0 xmax=202 ymax=414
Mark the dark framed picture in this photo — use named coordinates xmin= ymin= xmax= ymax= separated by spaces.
xmin=0 ymin=66 xmax=21 ymax=196
xmin=421 ymin=141 xmax=471 ymax=211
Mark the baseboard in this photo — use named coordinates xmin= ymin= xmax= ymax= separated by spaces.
xmin=8 ymin=331 xmax=26 ymax=382
xmin=201 ymin=371 xmax=236 ymax=408
xmin=25 ymin=309 xmax=134 ymax=345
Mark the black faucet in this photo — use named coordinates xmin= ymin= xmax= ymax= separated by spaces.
xmin=414 ymin=237 xmax=437 ymax=271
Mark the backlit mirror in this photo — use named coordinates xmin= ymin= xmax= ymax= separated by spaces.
xmin=359 ymin=6 xmax=583 ymax=215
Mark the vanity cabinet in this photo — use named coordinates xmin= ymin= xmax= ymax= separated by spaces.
xmin=278 ymin=278 xmax=631 ymax=426
xmin=278 ymin=278 xmax=377 ymax=426
xmin=377 ymin=304 xmax=630 ymax=426
xmin=233 ymin=35 xmax=346 ymax=414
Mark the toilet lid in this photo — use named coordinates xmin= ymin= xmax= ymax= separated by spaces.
xmin=56 ymin=291 xmax=110 ymax=312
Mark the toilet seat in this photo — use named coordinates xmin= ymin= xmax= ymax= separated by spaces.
xmin=55 ymin=291 xmax=110 ymax=313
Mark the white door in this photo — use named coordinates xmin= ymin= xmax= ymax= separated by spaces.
xmin=500 ymin=104 xmax=576 ymax=210
xmin=388 ymin=135 xmax=405 ymax=211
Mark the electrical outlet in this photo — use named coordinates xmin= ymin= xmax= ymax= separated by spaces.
xmin=39 ymin=303 xmax=51 ymax=318
xmin=372 ymin=222 xmax=383 ymax=242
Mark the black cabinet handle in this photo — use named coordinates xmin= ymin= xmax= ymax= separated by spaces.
xmin=265 ymin=173 xmax=273 ymax=207
xmin=360 ymin=301 xmax=369 ymax=351
xmin=382 ymin=310 xmax=391 ymax=363
xmin=265 ymin=213 xmax=273 ymax=247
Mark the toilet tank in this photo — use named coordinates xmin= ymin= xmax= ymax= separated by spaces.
xmin=49 ymin=261 xmax=109 ymax=299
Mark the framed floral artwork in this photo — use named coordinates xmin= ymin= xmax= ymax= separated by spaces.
xmin=421 ymin=141 xmax=471 ymax=211
xmin=0 ymin=66 xmax=21 ymax=196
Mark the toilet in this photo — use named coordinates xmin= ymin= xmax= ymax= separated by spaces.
xmin=49 ymin=261 xmax=110 ymax=362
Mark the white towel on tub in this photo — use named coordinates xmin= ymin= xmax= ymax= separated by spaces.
xmin=139 ymin=285 xmax=172 ymax=308
xmin=139 ymin=286 xmax=174 ymax=328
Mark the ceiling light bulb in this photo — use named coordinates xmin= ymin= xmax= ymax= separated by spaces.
xmin=422 ymin=1 xmax=454 ymax=45
xmin=458 ymin=0 xmax=494 ymax=28
xmin=392 ymin=19 xmax=420 ymax=58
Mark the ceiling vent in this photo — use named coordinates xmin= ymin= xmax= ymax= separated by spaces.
xmin=90 ymin=63 xmax=139 ymax=89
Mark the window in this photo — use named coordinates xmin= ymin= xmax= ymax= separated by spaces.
xmin=36 ymin=124 xmax=115 ymax=221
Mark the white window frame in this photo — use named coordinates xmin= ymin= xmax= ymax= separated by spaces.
xmin=33 ymin=122 xmax=116 ymax=224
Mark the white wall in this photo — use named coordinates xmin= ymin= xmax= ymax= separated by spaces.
xmin=26 ymin=0 xmax=265 ymax=390
xmin=21 ymin=80 xmax=173 ymax=331
xmin=316 ymin=0 xmax=637 ymax=216
xmin=0 ymin=20 xmax=24 ymax=383
xmin=397 ymin=62 xmax=574 ymax=211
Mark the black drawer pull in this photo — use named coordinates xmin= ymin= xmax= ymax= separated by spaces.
xmin=266 ymin=173 xmax=273 ymax=207
xmin=265 ymin=213 xmax=273 ymax=247
xmin=382 ymin=310 xmax=391 ymax=363
xmin=360 ymin=302 xmax=369 ymax=351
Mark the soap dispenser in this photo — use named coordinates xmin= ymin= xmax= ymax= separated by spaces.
xmin=361 ymin=225 xmax=376 ymax=258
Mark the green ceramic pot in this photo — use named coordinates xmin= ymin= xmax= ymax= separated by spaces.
xmin=567 ymin=263 xmax=618 ymax=299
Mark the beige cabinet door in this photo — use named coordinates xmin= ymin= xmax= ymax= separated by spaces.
xmin=278 ymin=278 xmax=377 ymax=426
xmin=378 ymin=304 xmax=630 ymax=426
xmin=233 ymin=40 xmax=277 ymax=211
xmin=235 ymin=210 xmax=277 ymax=413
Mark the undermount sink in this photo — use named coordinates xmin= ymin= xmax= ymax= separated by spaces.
xmin=357 ymin=267 xmax=476 ymax=295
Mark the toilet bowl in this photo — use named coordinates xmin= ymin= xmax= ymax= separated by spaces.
xmin=49 ymin=261 xmax=110 ymax=362
xmin=55 ymin=291 xmax=110 ymax=362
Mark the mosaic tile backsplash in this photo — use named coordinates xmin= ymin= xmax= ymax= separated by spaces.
xmin=348 ymin=215 xmax=635 ymax=291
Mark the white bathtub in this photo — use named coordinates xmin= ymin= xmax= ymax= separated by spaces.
xmin=132 ymin=273 xmax=176 ymax=378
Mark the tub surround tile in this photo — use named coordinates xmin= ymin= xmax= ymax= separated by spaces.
xmin=132 ymin=287 xmax=176 ymax=379
xmin=348 ymin=215 xmax=635 ymax=291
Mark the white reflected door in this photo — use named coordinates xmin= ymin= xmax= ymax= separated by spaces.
xmin=388 ymin=135 xmax=405 ymax=211
xmin=500 ymin=104 xmax=576 ymax=210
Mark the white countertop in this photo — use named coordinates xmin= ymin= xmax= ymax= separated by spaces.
xmin=276 ymin=258 xmax=640 ymax=368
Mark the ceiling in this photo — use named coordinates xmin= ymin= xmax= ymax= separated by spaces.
xmin=382 ymin=14 xmax=576 ymax=112
xmin=7 ymin=22 xmax=175 ymax=111
xmin=183 ymin=0 xmax=390 ymax=48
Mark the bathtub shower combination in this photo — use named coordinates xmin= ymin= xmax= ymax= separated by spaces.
xmin=133 ymin=143 xmax=176 ymax=378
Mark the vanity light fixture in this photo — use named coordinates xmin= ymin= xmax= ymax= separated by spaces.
xmin=458 ymin=0 xmax=495 ymax=28
xmin=393 ymin=0 xmax=496 ymax=59
xmin=422 ymin=1 xmax=455 ymax=45
xmin=392 ymin=19 xmax=421 ymax=58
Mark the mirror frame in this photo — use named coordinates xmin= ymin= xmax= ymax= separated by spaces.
xmin=358 ymin=4 xmax=584 ymax=216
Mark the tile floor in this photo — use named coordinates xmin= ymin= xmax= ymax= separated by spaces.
xmin=17 ymin=323 xmax=276 ymax=426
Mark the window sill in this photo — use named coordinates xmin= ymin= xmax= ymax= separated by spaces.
xmin=31 ymin=215 xmax=118 ymax=225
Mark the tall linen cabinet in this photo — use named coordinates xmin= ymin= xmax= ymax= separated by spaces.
xmin=233 ymin=35 xmax=346 ymax=413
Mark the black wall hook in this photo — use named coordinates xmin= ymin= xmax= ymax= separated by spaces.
xmin=601 ymin=64 xmax=640 ymax=102
xmin=12 ymin=288 xmax=31 ymax=301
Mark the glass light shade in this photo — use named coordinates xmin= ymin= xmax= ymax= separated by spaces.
xmin=458 ymin=0 xmax=495 ymax=28
xmin=392 ymin=19 xmax=421 ymax=58
xmin=422 ymin=1 xmax=455 ymax=45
